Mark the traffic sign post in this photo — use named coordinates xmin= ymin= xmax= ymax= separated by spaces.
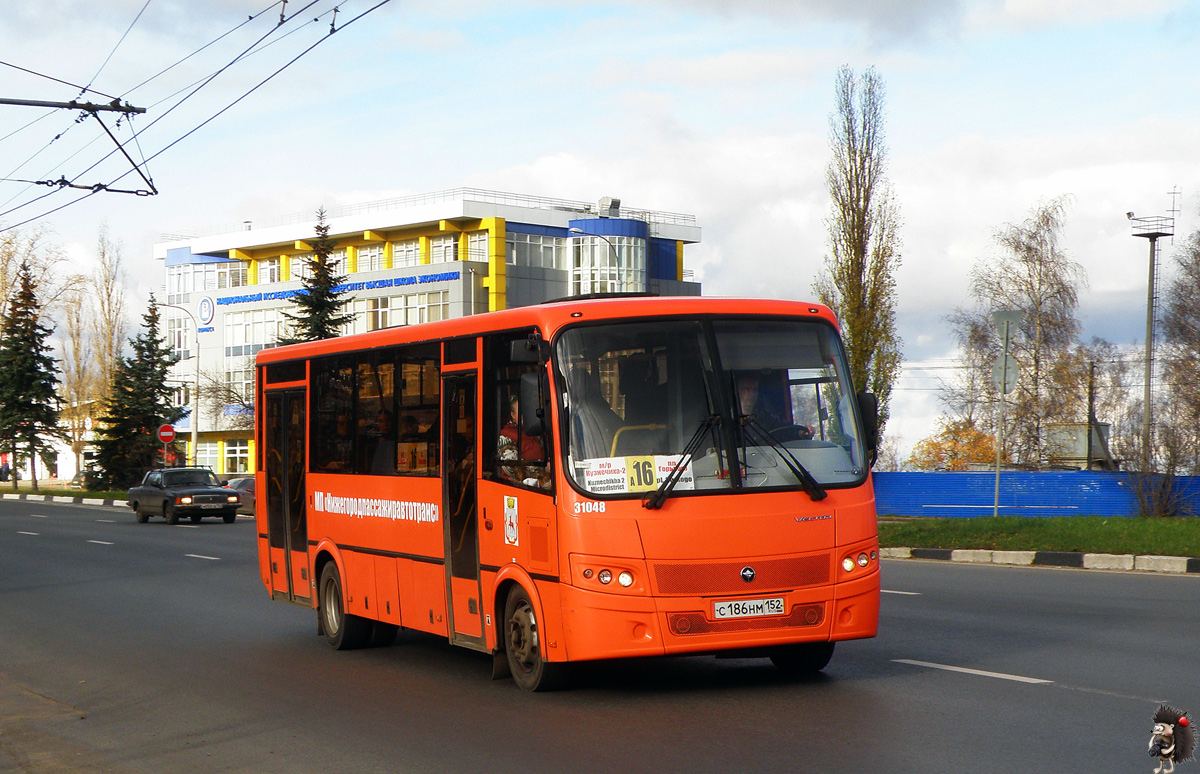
xmin=157 ymin=424 xmax=176 ymax=466
xmin=991 ymin=311 xmax=1023 ymax=518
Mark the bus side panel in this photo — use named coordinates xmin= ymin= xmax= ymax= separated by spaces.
xmin=477 ymin=481 xmax=558 ymax=576
xmin=834 ymin=478 xmax=878 ymax=547
xmin=409 ymin=560 xmax=449 ymax=637
xmin=343 ymin=550 xmax=377 ymax=618
xmin=374 ymin=556 xmax=401 ymax=625
xmin=532 ymin=580 xmax=567 ymax=663
xmin=450 ymin=576 xmax=482 ymax=638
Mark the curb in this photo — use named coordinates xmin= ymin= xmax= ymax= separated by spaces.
xmin=2 ymin=492 xmax=124 ymax=507
xmin=882 ymin=547 xmax=1200 ymax=575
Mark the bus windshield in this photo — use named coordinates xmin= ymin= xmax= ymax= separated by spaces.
xmin=555 ymin=317 xmax=867 ymax=498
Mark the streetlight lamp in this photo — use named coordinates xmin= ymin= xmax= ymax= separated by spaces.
xmin=568 ymin=227 xmax=621 ymax=294
xmin=161 ymin=303 xmax=200 ymax=466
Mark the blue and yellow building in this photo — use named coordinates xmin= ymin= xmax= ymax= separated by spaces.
xmin=153 ymin=188 xmax=702 ymax=474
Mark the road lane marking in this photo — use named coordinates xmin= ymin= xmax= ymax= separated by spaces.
xmin=96 ymin=519 xmax=115 ymax=523
xmin=17 ymin=531 xmax=38 ymax=536
xmin=882 ymin=590 xmax=921 ymax=595
xmin=31 ymin=514 xmax=48 ymax=518
xmin=894 ymin=659 xmax=1052 ymax=684
xmin=87 ymin=540 xmax=114 ymax=546
xmin=185 ymin=554 xmax=220 ymax=561
xmin=177 ymin=525 xmax=199 ymax=529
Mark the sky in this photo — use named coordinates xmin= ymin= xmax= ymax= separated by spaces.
xmin=1 ymin=0 xmax=1198 ymax=459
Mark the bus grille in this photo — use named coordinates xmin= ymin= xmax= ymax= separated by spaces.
xmin=667 ymin=604 xmax=825 ymax=635
xmin=651 ymin=555 xmax=830 ymax=595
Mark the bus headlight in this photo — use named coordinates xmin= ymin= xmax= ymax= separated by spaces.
xmin=597 ymin=569 xmax=612 ymax=585
xmin=842 ymin=557 xmax=855 ymax=573
xmin=857 ymin=553 xmax=869 ymax=567
xmin=617 ymin=571 xmax=633 ymax=587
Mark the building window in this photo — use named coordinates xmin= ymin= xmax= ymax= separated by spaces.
xmin=402 ymin=290 xmax=449 ymax=326
xmin=358 ymin=245 xmax=384 ymax=273
xmin=217 ymin=263 xmax=247 ymax=289
xmin=224 ymin=309 xmax=285 ymax=357
xmin=167 ymin=318 xmax=191 ymax=361
xmin=196 ymin=442 xmax=219 ymax=470
xmin=392 ymin=239 xmax=420 ymax=268
xmin=571 ymin=235 xmax=646 ymax=294
xmin=328 ymin=249 xmax=347 ymax=276
xmin=260 ymin=258 xmax=280 ymax=284
xmin=366 ymin=297 xmax=396 ymax=331
xmin=225 ymin=439 xmax=250 ymax=474
xmin=506 ymin=232 xmax=565 ymax=269
xmin=226 ymin=368 xmax=255 ymax=402
xmin=290 ymin=256 xmax=310 ymax=281
xmin=430 ymin=234 xmax=457 ymax=263
xmin=466 ymin=231 xmax=488 ymax=262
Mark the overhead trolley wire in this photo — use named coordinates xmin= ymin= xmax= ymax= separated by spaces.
xmin=82 ymin=0 xmax=156 ymax=96
xmin=0 ymin=0 xmax=392 ymax=234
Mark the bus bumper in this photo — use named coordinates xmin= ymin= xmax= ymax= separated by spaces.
xmin=557 ymin=567 xmax=878 ymax=662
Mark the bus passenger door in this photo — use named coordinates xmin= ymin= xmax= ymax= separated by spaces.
xmin=443 ymin=374 xmax=484 ymax=648
xmin=265 ymin=389 xmax=310 ymax=605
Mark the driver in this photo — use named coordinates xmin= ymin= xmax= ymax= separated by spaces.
xmin=736 ymin=373 xmax=812 ymax=439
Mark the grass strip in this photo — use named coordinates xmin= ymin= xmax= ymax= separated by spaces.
xmin=878 ymin=516 xmax=1200 ymax=557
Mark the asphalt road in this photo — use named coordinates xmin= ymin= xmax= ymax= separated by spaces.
xmin=1 ymin=497 xmax=1195 ymax=773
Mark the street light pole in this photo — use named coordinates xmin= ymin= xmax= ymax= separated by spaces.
xmin=161 ymin=304 xmax=200 ymax=465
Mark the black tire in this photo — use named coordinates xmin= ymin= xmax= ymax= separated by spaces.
xmin=368 ymin=622 xmax=399 ymax=648
xmin=190 ymin=514 xmax=202 ymax=524
xmin=503 ymin=585 xmax=567 ymax=692
xmin=133 ymin=502 xmax=148 ymax=524
xmin=769 ymin=641 xmax=835 ymax=675
xmin=319 ymin=563 xmax=371 ymax=650
xmin=164 ymin=502 xmax=179 ymax=525
xmin=222 ymin=511 xmax=237 ymax=524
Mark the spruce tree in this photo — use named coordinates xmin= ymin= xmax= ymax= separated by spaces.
xmin=0 ymin=262 xmax=66 ymax=491
xmin=280 ymin=208 xmax=352 ymax=343
xmin=93 ymin=297 xmax=186 ymax=489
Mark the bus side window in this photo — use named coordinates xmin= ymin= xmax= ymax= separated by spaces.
xmin=395 ymin=343 xmax=440 ymax=477
xmin=485 ymin=332 xmax=552 ymax=492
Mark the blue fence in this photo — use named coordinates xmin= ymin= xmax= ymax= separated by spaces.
xmin=873 ymin=471 xmax=1200 ymax=518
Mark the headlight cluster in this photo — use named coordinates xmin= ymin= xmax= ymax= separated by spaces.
xmin=227 ymin=495 xmax=239 ymax=503
xmin=581 ymin=567 xmax=635 ymax=587
xmin=177 ymin=496 xmax=193 ymax=505
xmin=841 ymin=550 xmax=878 ymax=574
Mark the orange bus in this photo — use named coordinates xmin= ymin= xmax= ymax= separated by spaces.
xmin=255 ymin=296 xmax=880 ymax=690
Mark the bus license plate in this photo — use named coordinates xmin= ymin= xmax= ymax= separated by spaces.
xmin=713 ymin=597 xmax=785 ymax=620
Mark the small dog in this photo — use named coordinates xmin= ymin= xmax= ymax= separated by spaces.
xmin=1150 ymin=704 xmax=1196 ymax=774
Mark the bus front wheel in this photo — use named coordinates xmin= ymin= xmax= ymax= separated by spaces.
xmin=319 ymin=563 xmax=371 ymax=650
xmin=769 ymin=641 xmax=835 ymax=675
xmin=503 ymin=585 xmax=566 ymax=692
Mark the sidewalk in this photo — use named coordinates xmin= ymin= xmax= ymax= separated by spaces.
xmin=882 ymin=546 xmax=1200 ymax=575
xmin=1 ymin=491 xmax=125 ymax=506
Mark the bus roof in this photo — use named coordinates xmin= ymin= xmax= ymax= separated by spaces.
xmin=256 ymin=296 xmax=839 ymax=364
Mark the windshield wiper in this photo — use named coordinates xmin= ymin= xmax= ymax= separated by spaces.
xmin=742 ymin=417 xmax=827 ymax=501
xmin=643 ymin=414 xmax=719 ymax=510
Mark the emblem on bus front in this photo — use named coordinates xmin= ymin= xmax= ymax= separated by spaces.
xmin=740 ymin=567 xmax=755 ymax=583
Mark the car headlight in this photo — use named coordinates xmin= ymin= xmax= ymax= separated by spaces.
xmin=178 ymin=496 xmax=193 ymax=505
xmin=227 ymin=495 xmax=239 ymax=503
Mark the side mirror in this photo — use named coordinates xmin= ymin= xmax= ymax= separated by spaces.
xmin=519 ymin=372 xmax=546 ymax=437
xmin=856 ymin=392 xmax=879 ymax=452
xmin=510 ymin=331 xmax=548 ymax=364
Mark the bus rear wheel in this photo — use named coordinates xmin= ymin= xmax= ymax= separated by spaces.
xmin=503 ymin=585 xmax=566 ymax=692
xmin=769 ymin=641 xmax=835 ymax=675
xmin=319 ymin=563 xmax=371 ymax=650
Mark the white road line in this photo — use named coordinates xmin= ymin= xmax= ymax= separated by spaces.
xmin=17 ymin=531 xmax=38 ymax=536
xmin=96 ymin=519 xmax=115 ymax=523
xmin=882 ymin=589 xmax=921 ymax=596
xmin=31 ymin=514 xmax=48 ymax=518
xmin=894 ymin=659 xmax=1052 ymax=684
xmin=87 ymin=540 xmax=114 ymax=546
xmin=177 ymin=525 xmax=199 ymax=529
xmin=185 ymin=554 xmax=220 ymax=561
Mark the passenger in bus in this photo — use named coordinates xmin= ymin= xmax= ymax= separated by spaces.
xmin=498 ymin=395 xmax=550 ymax=489
xmin=568 ymin=366 xmax=623 ymax=460
xmin=369 ymin=410 xmax=397 ymax=475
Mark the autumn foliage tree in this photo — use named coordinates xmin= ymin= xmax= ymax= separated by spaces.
xmin=907 ymin=418 xmax=997 ymax=471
